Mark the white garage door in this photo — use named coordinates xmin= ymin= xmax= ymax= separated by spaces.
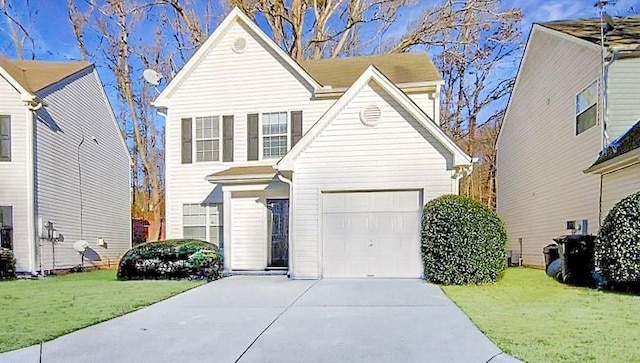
xmin=322 ymin=190 xmax=423 ymax=278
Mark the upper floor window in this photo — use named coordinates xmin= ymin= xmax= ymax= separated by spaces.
xmin=0 ymin=116 xmax=10 ymax=161
xmin=195 ymin=116 xmax=220 ymax=162
xmin=262 ymin=112 xmax=288 ymax=158
xmin=576 ymin=81 xmax=597 ymax=135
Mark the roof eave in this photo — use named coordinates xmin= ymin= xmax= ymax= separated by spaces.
xmin=205 ymin=173 xmax=277 ymax=184
xmin=584 ymin=148 xmax=640 ymax=174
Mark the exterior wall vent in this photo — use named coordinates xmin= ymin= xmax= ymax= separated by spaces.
xmin=232 ymin=37 xmax=247 ymax=53
xmin=360 ymin=105 xmax=382 ymax=127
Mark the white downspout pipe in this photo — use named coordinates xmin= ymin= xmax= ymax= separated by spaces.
xmin=26 ymin=100 xmax=43 ymax=275
xmin=276 ymin=172 xmax=294 ymax=278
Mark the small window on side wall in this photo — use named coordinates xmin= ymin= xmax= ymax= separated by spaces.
xmin=576 ymin=81 xmax=598 ymax=135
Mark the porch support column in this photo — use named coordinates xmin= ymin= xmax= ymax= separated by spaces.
xmin=222 ymin=189 xmax=232 ymax=271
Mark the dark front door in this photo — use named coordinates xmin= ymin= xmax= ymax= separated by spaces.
xmin=267 ymin=199 xmax=289 ymax=268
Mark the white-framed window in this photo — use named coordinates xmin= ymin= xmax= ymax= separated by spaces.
xmin=183 ymin=203 xmax=206 ymax=240
xmin=182 ymin=203 xmax=224 ymax=248
xmin=195 ymin=116 xmax=220 ymax=162
xmin=576 ymin=81 xmax=598 ymax=135
xmin=262 ymin=112 xmax=288 ymax=158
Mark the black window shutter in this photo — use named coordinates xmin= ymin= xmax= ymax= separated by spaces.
xmin=181 ymin=118 xmax=192 ymax=164
xmin=247 ymin=114 xmax=259 ymax=161
xmin=0 ymin=116 xmax=10 ymax=161
xmin=223 ymin=115 xmax=234 ymax=162
xmin=291 ymin=111 xmax=303 ymax=147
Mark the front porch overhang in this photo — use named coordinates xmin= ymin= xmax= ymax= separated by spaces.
xmin=206 ymin=165 xmax=278 ymax=185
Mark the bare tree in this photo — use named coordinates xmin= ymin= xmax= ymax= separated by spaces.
xmin=0 ymin=0 xmax=37 ymax=59
xmin=227 ymin=0 xmax=410 ymax=60
xmin=389 ymin=0 xmax=522 ymax=208
xmin=66 ymin=0 xmax=216 ymax=240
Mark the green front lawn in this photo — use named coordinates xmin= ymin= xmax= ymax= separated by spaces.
xmin=0 ymin=270 xmax=203 ymax=353
xmin=443 ymin=268 xmax=640 ymax=363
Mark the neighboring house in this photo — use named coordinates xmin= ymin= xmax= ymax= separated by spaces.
xmin=584 ymin=119 xmax=640 ymax=213
xmin=153 ymin=8 xmax=472 ymax=279
xmin=0 ymin=57 xmax=131 ymax=274
xmin=497 ymin=17 xmax=640 ymax=266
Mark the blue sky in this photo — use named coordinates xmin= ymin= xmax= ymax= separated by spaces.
xmin=2 ymin=0 xmax=640 ymax=62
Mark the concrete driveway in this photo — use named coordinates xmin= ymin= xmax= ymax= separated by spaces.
xmin=1 ymin=277 xmax=519 ymax=363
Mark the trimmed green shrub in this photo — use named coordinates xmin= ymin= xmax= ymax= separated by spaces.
xmin=421 ymin=194 xmax=507 ymax=285
xmin=117 ymin=239 xmax=222 ymax=281
xmin=0 ymin=247 xmax=16 ymax=280
xmin=595 ymin=191 xmax=640 ymax=285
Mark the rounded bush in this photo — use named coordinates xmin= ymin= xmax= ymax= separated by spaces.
xmin=595 ymin=191 xmax=640 ymax=285
xmin=117 ymin=239 xmax=222 ymax=281
xmin=421 ymin=194 xmax=507 ymax=285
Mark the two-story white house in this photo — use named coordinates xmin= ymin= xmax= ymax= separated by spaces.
xmin=153 ymin=8 xmax=472 ymax=279
xmin=497 ymin=17 xmax=640 ymax=266
xmin=0 ymin=57 xmax=131 ymax=274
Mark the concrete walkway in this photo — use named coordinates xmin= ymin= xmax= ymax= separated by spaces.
xmin=1 ymin=277 xmax=520 ymax=363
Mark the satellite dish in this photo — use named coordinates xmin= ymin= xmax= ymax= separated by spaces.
xmin=73 ymin=240 xmax=89 ymax=253
xmin=143 ymin=69 xmax=163 ymax=86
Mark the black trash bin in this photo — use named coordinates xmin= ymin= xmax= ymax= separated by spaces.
xmin=552 ymin=235 xmax=596 ymax=286
xmin=543 ymin=244 xmax=559 ymax=269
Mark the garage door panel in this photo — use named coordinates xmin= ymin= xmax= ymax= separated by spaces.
xmin=322 ymin=191 xmax=422 ymax=278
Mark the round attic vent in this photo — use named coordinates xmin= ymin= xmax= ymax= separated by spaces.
xmin=232 ymin=37 xmax=247 ymax=53
xmin=359 ymin=105 xmax=382 ymax=126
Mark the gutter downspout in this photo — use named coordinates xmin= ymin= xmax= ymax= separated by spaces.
xmin=276 ymin=172 xmax=294 ymax=279
xmin=26 ymin=99 xmax=43 ymax=275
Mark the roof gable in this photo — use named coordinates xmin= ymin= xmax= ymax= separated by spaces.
xmin=153 ymin=7 xmax=321 ymax=107
xmin=0 ymin=57 xmax=92 ymax=95
xmin=496 ymin=23 xmax=602 ymax=147
xmin=277 ymin=65 xmax=471 ymax=171
xmin=539 ymin=16 xmax=640 ymax=51
xmin=300 ymin=53 xmax=442 ymax=89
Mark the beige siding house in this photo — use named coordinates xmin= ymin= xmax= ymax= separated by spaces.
xmin=497 ymin=17 xmax=640 ymax=266
xmin=0 ymin=58 xmax=131 ymax=274
xmin=154 ymin=8 xmax=472 ymax=279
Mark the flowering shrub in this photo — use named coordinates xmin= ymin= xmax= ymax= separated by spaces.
xmin=421 ymin=195 xmax=507 ymax=285
xmin=117 ymin=239 xmax=222 ymax=281
xmin=595 ymin=191 xmax=640 ymax=285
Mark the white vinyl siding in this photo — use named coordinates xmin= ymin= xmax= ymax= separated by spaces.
xmin=601 ymin=163 xmax=640 ymax=219
xmin=230 ymin=196 xmax=266 ymax=270
xmin=497 ymin=27 xmax=602 ymax=267
xmin=291 ymin=82 xmax=455 ymax=279
xmin=0 ymin=73 xmax=29 ymax=271
xmin=261 ymin=111 xmax=288 ymax=158
xmin=34 ymin=68 xmax=131 ymax=271
xmin=607 ymin=57 xmax=640 ymax=141
xmin=195 ymin=116 xmax=220 ymax=162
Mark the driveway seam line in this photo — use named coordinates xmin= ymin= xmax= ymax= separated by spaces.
xmin=234 ymin=281 xmax=319 ymax=363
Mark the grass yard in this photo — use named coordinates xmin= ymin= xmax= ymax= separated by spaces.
xmin=0 ymin=270 xmax=203 ymax=353
xmin=443 ymin=268 xmax=640 ymax=363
